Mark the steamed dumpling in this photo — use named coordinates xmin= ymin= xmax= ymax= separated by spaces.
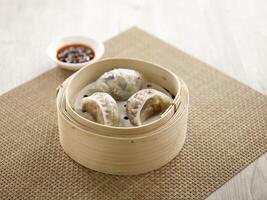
xmin=81 ymin=92 xmax=119 ymax=126
xmin=85 ymin=68 xmax=145 ymax=101
xmin=126 ymin=89 xmax=172 ymax=126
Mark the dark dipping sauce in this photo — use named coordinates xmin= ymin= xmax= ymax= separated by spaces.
xmin=57 ymin=44 xmax=95 ymax=64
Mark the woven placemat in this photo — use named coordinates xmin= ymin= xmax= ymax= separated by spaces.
xmin=0 ymin=27 xmax=266 ymax=200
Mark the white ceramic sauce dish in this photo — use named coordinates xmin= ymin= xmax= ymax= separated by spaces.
xmin=47 ymin=36 xmax=105 ymax=70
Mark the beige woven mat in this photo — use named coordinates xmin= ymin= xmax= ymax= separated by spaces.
xmin=1 ymin=27 xmax=266 ymax=200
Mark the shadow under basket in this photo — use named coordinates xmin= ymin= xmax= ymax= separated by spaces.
xmin=56 ymin=58 xmax=189 ymax=175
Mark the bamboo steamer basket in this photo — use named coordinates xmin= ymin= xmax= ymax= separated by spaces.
xmin=56 ymin=58 xmax=189 ymax=175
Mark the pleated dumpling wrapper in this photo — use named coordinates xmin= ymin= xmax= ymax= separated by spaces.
xmin=85 ymin=68 xmax=145 ymax=101
xmin=81 ymin=92 xmax=119 ymax=126
xmin=126 ymin=89 xmax=173 ymax=126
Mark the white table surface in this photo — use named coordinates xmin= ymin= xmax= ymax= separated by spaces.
xmin=0 ymin=0 xmax=266 ymax=199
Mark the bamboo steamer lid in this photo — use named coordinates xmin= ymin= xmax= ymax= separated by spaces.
xmin=56 ymin=58 xmax=189 ymax=175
